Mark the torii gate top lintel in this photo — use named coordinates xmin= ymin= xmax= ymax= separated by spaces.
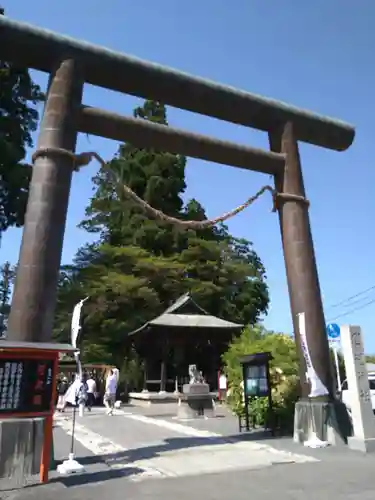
xmin=0 ymin=16 xmax=354 ymax=152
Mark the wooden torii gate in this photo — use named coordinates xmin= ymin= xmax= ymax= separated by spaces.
xmin=0 ymin=16 xmax=355 ymax=440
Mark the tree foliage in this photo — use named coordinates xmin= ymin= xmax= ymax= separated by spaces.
xmin=0 ymin=7 xmax=44 ymax=235
xmin=53 ymin=100 xmax=269 ymax=365
xmin=223 ymin=324 xmax=299 ymax=394
xmin=223 ymin=326 xmax=349 ymax=429
xmin=0 ymin=261 xmax=15 ymax=336
xmin=223 ymin=325 xmax=300 ymax=430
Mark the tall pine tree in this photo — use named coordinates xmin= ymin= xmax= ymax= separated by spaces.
xmin=80 ymin=101 xmax=187 ymax=256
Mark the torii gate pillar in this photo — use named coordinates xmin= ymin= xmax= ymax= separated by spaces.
xmin=270 ymin=123 xmax=350 ymax=445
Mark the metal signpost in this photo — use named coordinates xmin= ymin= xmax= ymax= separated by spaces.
xmin=326 ymin=323 xmax=342 ymax=392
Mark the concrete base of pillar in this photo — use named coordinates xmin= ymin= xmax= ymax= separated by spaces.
xmin=0 ymin=418 xmax=45 ymax=481
xmin=348 ymin=436 xmax=375 ymax=453
xmin=293 ymin=400 xmax=351 ymax=447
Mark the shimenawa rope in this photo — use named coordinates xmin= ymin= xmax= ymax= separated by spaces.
xmin=31 ymin=147 xmax=309 ymax=229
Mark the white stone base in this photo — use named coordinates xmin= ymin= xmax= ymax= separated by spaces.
xmin=57 ymin=453 xmax=85 ymax=475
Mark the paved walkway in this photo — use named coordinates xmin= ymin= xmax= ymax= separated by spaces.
xmin=53 ymin=405 xmax=316 ymax=480
xmin=2 ymin=403 xmax=375 ymax=499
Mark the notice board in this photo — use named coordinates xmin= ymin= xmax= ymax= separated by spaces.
xmin=0 ymin=357 xmax=55 ymax=416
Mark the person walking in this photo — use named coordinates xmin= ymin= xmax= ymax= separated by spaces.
xmin=104 ymin=369 xmax=118 ymax=416
xmin=219 ymin=373 xmax=228 ymax=402
xmin=86 ymin=373 xmax=97 ymax=412
xmin=77 ymin=373 xmax=89 ymax=417
xmin=56 ymin=376 xmax=69 ymax=412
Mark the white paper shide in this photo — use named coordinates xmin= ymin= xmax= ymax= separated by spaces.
xmin=71 ymin=299 xmax=86 ymax=348
xmin=57 ymin=298 xmax=89 ymax=476
xmin=71 ymin=298 xmax=88 ymax=377
xmin=298 ymin=312 xmax=329 ymax=398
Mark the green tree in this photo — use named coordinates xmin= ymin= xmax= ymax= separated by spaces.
xmin=54 ymin=100 xmax=269 ymax=363
xmin=179 ymin=227 xmax=269 ymax=325
xmin=0 ymin=7 xmax=44 ymax=238
xmin=53 ymin=245 xmax=185 ymax=366
xmin=80 ymin=100 xmax=187 ymax=257
xmin=223 ymin=325 xmax=298 ymax=390
xmin=222 ymin=325 xmax=299 ymax=429
xmin=0 ymin=261 xmax=15 ymax=336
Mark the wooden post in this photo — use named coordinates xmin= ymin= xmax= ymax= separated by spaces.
xmin=159 ymin=338 xmax=168 ymax=393
xmin=160 ymin=360 xmax=167 ymax=393
xmin=142 ymin=360 xmax=148 ymax=392
xmin=40 ymin=354 xmax=58 ymax=483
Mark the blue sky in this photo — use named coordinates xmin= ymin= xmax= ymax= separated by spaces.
xmin=2 ymin=1 xmax=375 ymax=350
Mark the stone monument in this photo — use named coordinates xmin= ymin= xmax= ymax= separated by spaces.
xmin=177 ymin=365 xmax=215 ymax=419
xmin=340 ymin=325 xmax=375 ymax=452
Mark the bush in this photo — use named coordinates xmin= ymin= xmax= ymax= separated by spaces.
xmin=223 ymin=324 xmax=300 ymax=431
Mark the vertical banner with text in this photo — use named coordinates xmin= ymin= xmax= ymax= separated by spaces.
xmin=298 ymin=312 xmax=329 ymax=397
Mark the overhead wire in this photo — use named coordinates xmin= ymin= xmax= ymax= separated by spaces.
xmin=325 ymin=284 xmax=375 ymax=313
xmin=326 ymin=297 xmax=375 ymax=323
xmin=325 ymin=284 xmax=375 ymax=323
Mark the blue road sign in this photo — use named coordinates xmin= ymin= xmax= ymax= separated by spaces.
xmin=326 ymin=323 xmax=340 ymax=340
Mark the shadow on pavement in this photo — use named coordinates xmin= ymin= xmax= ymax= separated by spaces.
xmin=73 ymin=430 xmax=290 ymax=467
xmin=71 ymin=427 xmax=373 ymax=469
xmin=54 ymin=465 xmax=143 ymax=487
xmin=6 ymin=465 xmax=145 ymax=493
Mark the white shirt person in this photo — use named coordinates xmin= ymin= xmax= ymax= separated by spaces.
xmin=104 ymin=369 xmax=118 ymax=415
xmin=86 ymin=376 xmax=97 ymax=411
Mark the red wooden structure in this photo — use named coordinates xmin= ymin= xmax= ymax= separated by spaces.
xmin=0 ymin=340 xmax=77 ymax=483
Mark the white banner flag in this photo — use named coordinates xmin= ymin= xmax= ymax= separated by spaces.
xmin=298 ymin=312 xmax=329 ymax=398
xmin=71 ymin=300 xmax=85 ymax=348
xmin=71 ymin=297 xmax=88 ymax=378
xmin=64 ymin=375 xmax=81 ymax=406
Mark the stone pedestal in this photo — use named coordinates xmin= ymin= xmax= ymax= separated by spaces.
xmin=293 ymin=400 xmax=351 ymax=446
xmin=0 ymin=418 xmax=45 ymax=481
xmin=177 ymin=383 xmax=215 ymax=419
xmin=182 ymin=383 xmax=209 ymax=396
xmin=129 ymin=391 xmax=179 ymax=406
